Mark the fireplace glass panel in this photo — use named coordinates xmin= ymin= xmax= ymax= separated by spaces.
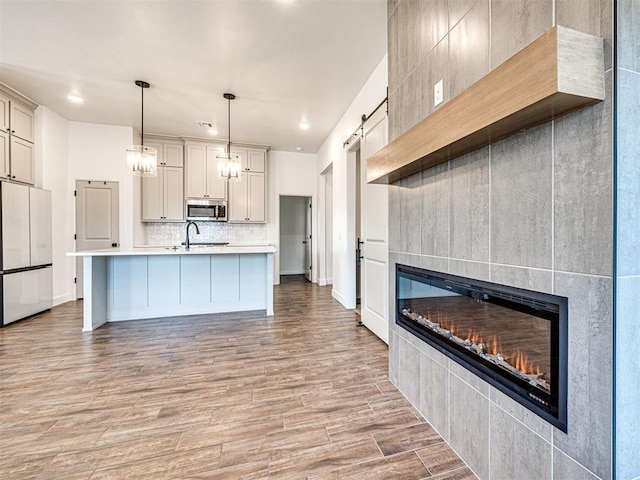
xmin=396 ymin=265 xmax=567 ymax=431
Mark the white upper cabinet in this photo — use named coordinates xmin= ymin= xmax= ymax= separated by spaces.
xmin=0 ymin=87 xmax=37 ymax=186
xmin=231 ymin=147 xmax=265 ymax=172
xmin=10 ymin=101 xmax=35 ymax=143
xmin=185 ymin=142 xmax=227 ymax=200
xmin=9 ymin=136 xmax=34 ymax=185
xmin=0 ymin=93 xmax=10 ymax=132
xmin=0 ymin=131 xmax=9 ymax=179
xmin=141 ymin=138 xmax=185 ymax=222
xmin=163 ymin=143 xmax=183 ymax=167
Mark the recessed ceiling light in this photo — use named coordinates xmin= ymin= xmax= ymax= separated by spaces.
xmin=299 ymin=121 xmax=309 ymax=130
xmin=67 ymin=94 xmax=84 ymax=104
xmin=295 ymin=146 xmax=303 ymax=151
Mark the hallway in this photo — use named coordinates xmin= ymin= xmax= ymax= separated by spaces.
xmin=0 ymin=276 xmax=476 ymax=479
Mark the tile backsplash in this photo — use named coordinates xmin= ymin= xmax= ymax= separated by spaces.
xmin=142 ymin=222 xmax=267 ymax=246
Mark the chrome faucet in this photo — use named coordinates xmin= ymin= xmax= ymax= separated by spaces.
xmin=185 ymin=221 xmax=200 ymax=249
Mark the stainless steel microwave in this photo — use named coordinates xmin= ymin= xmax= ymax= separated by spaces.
xmin=185 ymin=199 xmax=227 ymax=222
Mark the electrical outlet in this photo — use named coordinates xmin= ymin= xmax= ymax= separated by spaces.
xmin=434 ymin=79 xmax=444 ymax=107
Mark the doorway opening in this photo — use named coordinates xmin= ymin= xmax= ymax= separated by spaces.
xmin=279 ymin=195 xmax=312 ymax=282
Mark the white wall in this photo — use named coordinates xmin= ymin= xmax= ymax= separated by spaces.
xmin=323 ymin=167 xmax=333 ymax=285
xmin=266 ymin=150 xmax=317 ymax=283
xmin=67 ymin=122 xmax=135 ymax=251
xmin=316 ymin=54 xmax=387 ymax=308
xmin=37 ymin=106 xmax=73 ymax=305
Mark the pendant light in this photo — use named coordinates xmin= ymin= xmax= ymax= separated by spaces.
xmin=126 ymin=80 xmax=157 ymax=176
xmin=217 ymin=93 xmax=241 ymax=182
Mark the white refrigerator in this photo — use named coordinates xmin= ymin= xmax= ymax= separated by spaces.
xmin=0 ymin=181 xmax=53 ymax=326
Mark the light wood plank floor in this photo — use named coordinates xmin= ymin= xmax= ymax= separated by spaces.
xmin=1 ymin=275 xmax=477 ymax=479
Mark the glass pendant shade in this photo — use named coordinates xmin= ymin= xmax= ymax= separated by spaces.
xmin=127 ymin=80 xmax=157 ymax=176
xmin=217 ymin=92 xmax=241 ymax=182
xmin=217 ymin=152 xmax=241 ymax=182
xmin=126 ymin=145 xmax=158 ymax=176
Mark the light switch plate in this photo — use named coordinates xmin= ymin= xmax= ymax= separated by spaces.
xmin=434 ymin=79 xmax=444 ymax=107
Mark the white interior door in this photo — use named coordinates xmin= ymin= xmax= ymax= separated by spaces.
xmin=360 ymin=106 xmax=389 ymax=344
xmin=305 ymin=198 xmax=312 ymax=281
xmin=75 ymin=180 xmax=119 ymax=299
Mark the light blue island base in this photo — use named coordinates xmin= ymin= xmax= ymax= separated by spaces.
xmin=70 ymin=246 xmax=276 ymax=332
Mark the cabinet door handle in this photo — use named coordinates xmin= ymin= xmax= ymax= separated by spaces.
xmin=11 ymin=130 xmax=15 ymax=133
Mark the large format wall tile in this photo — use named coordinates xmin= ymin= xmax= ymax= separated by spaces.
xmin=554 ymin=73 xmax=613 ymax=277
xmin=489 ymin=404 xmax=552 ymax=480
xmin=449 ymin=259 xmax=490 ymax=281
xmin=420 ymin=254 xmax=449 ymax=273
xmin=397 ymin=0 xmax=421 ymax=83
xmin=449 ymin=0 xmax=489 ymax=98
xmin=419 ymin=351 xmax=449 ymax=440
xmin=389 ymin=331 xmax=400 ymax=386
xmin=397 ymin=173 xmax=422 ymax=254
xmin=397 ymin=336 xmax=421 ymax=408
xmin=490 ymin=124 xmax=553 ymax=269
xmin=616 ymin=70 xmax=640 ymax=277
xmin=421 ymin=163 xmax=449 ymax=257
xmin=388 ymin=184 xmax=401 ymax=252
xmin=553 ymin=272 xmax=612 ymax=480
xmin=387 ymin=0 xmax=398 ymax=17
xmin=553 ymin=448 xmax=602 ymax=480
xmin=556 ymin=0 xmax=612 ymax=70
xmin=395 ymin=70 xmax=421 ymax=139
xmin=490 ymin=0 xmax=552 ymax=69
xmin=388 ymin=6 xmax=399 ymax=96
xmin=420 ymin=35 xmax=449 ymax=119
xmin=490 ymin=388 xmax=552 ymax=441
xmin=490 ymin=264 xmax=553 ymax=294
xmin=449 ymin=0 xmax=480 ymax=29
xmin=419 ymin=0 xmax=448 ymax=60
xmin=387 ymin=89 xmax=400 ymax=142
xmin=449 ymin=374 xmax=490 ymax=479
xmin=618 ymin=0 xmax=640 ymax=72
xmin=449 ymin=147 xmax=490 ymax=262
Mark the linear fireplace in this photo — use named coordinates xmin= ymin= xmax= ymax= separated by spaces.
xmin=396 ymin=264 xmax=568 ymax=432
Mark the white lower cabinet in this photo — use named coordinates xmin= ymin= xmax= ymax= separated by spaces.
xmin=229 ymin=172 xmax=265 ymax=223
xmin=142 ymin=166 xmax=184 ymax=222
xmin=2 ymin=267 xmax=52 ymax=325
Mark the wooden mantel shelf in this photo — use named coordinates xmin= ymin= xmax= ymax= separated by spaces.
xmin=367 ymin=26 xmax=605 ymax=184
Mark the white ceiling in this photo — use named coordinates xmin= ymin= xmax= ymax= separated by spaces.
xmin=0 ymin=0 xmax=387 ymax=153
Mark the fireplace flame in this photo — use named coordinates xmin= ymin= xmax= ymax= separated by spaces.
xmin=402 ymin=306 xmax=550 ymax=393
xmin=513 ymin=350 xmax=538 ymax=376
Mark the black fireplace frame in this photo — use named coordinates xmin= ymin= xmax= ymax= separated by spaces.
xmin=396 ymin=264 xmax=568 ymax=432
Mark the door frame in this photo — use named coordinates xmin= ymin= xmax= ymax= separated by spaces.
xmin=277 ymin=194 xmax=313 ymax=281
xmin=75 ymin=179 xmax=120 ymax=299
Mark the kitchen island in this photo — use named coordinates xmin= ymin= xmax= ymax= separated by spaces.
xmin=69 ymin=245 xmax=276 ymax=331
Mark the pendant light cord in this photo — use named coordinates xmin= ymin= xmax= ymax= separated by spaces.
xmin=141 ymin=83 xmax=144 ymax=147
xmin=227 ymin=95 xmax=231 ymax=154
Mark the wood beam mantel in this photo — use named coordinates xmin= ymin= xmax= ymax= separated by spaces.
xmin=367 ymin=26 xmax=605 ymax=185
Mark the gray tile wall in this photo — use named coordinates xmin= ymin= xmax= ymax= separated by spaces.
xmin=615 ymin=1 xmax=640 ymax=478
xmin=387 ymin=1 xmax=615 ymax=479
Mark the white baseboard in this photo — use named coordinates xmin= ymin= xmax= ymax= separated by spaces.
xmin=318 ymin=277 xmax=333 ymax=286
xmin=53 ymin=294 xmax=73 ymax=307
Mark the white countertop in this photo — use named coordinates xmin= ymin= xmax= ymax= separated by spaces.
xmin=68 ymin=245 xmax=277 ymax=257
